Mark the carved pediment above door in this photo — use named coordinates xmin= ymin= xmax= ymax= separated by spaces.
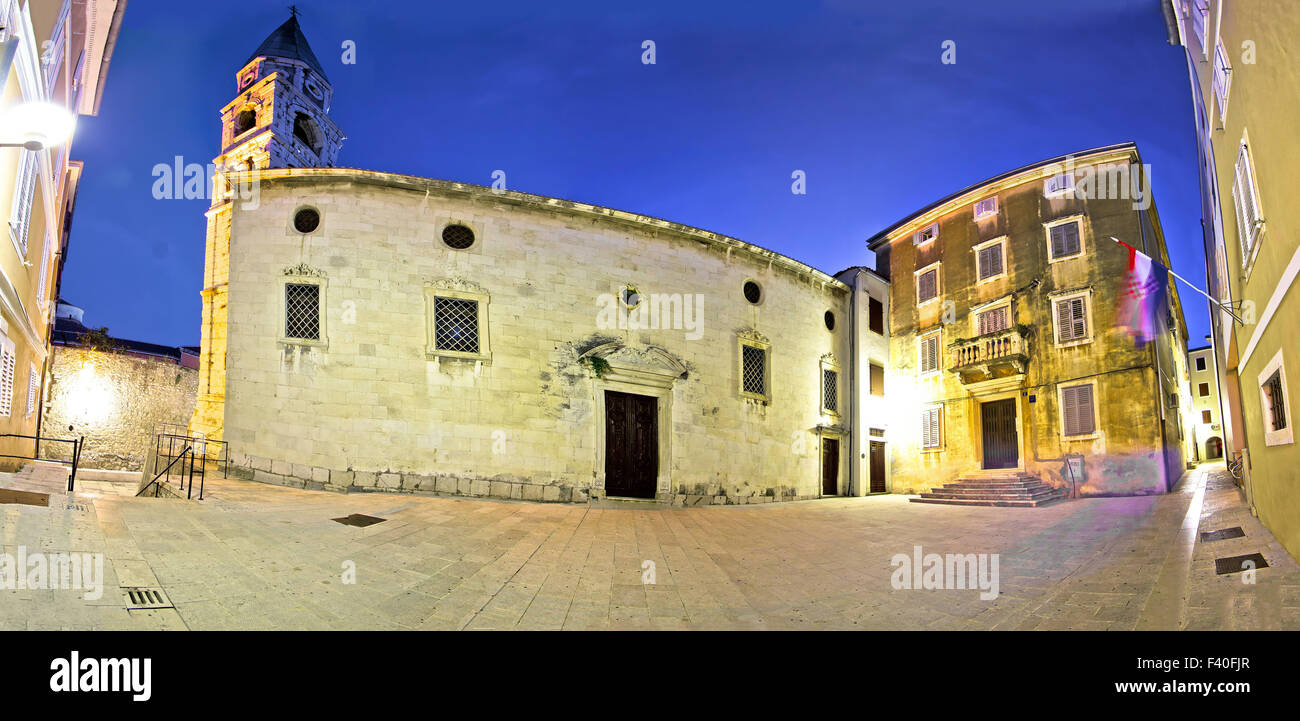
xmin=579 ymin=342 xmax=688 ymax=388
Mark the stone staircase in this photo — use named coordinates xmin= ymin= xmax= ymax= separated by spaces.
xmin=909 ymin=474 xmax=1067 ymax=507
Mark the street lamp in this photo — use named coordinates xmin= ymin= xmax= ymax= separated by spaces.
xmin=0 ymin=101 xmax=77 ymax=150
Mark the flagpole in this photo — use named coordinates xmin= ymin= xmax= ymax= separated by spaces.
xmin=1109 ymin=236 xmax=1243 ymax=325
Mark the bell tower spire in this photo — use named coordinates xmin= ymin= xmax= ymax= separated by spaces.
xmin=217 ymin=11 xmax=344 ymax=171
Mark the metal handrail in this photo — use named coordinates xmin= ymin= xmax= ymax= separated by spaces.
xmin=139 ymin=445 xmax=194 ymax=498
xmin=0 ymin=433 xmax=84 ymax=492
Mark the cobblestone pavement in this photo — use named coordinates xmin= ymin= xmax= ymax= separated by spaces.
xmin=1 ymin=462 xmax=1296 ymax=630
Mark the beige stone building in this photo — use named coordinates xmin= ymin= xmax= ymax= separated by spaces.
xmin=1163 ymin=0 xmax=1300 ymax=559
xmin=0 ymin=0 xmax=125 ymax=467
xmin=867 ymin=144 xmax=1192 ymax=498
xmin=189 ymin=15 xmax=892 ymax=504
xmin=1187 ymin=345 xmax=1224 ymax=461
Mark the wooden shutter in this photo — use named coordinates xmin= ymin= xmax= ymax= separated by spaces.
xmin=1050 ymin=222 xmax=1081 ymax=259
xmin=1062 ymin=385 xmax=1095 ymax=436
xmin=918 ymin=269 xmax=937 ymax=302
xmin=921 ymin=335 xmax=938 ymax=373
xmin=978 ymin=245 xmax=1002 ymax=280
xmin=870 ymin=363 xmax=884 ymax=397
xmin=0 ymin=347 xmax=13 ymax=418
xmin=26 ymin=363 xmax=37 ymax=416
xmin=978 ymin=306 xmax=1008 ymax=336
xmin=922 ymin=407 xmax=941 ymax=449
xmin=1056 ymin=297 xmax=1086 ymax=342
xmin=1234 ymin=145 xmax=1261 ymax=254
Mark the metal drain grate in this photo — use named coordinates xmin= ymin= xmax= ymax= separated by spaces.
xmin=332 ymin=513 xmax=387 ymax=527
xmin=1200 ymin=526 xmax=1246 ymax=542
xmin=1214 ymin=553 xmax=1269 ymax=575
xmin=123 ymin=587 xmax=173 ymax=610
xmin=64 ymin=500 xmax=92 ymax=512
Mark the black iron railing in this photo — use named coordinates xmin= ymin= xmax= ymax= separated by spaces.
xmin=138 ymin=444 xmax=205 ymax=500
xmin=0 ymin=433 xmax=84 ymax=492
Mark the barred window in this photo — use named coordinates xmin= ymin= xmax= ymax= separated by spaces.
xmin=285 ymin=283 xmax=320 ymax=340
xmin=822 ymin=369 xmax=838 ymax=413
xmin=1061 ymin=384 xmax=1096 ymax=437
xmin=434 ymin=297 xmax=479 ymax=353
xmin=1054 ymin=295 xmax=1088 ymax=343
xmin=1263 ymin=371 xmax=1287 ymax=432
xmin=921 ymin=406 xmax=942 ymax=450
xmin=1049 ymin=221 xmax=1082 ymax=259
xmin=741 ymin=344 xmax=767 ymax=396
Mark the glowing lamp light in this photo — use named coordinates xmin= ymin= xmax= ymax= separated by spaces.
xmin=68 ymin=363 xmax=116 ymax=425
xmin=0 ymin=101 xmax=77 ymax=150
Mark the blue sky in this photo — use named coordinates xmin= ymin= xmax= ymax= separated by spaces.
xmin=63 ymin=0 xmax=1208 ymax=346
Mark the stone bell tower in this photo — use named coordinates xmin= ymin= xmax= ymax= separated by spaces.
xmin=190 ymin=11 xmax=345 ymax=440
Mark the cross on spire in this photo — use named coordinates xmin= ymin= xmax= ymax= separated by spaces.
xmin=289 ymin=5 xmax=299 ymax=18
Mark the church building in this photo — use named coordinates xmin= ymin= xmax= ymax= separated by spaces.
xmin=189 ymin=15 xmax=893 ymax=504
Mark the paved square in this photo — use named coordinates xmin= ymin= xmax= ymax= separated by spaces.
xmin=1 ymin=462 xmax=1296 ymax=630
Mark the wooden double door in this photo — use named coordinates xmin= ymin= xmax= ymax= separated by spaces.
xmin=980 ymin=398 xmax=1019 ymax=470
xmin=604 ymin=391 xmax=658 ymax=499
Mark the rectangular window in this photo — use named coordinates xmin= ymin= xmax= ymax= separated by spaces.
xmin=921 ymin=406 xmax=942 ymax=450
xmin=976 ymin=305 xmax=1009 ymax=336
xmin=741 ymin=344 xmax=767 ymax=397
xmin=26 ymin=363 xmax=37 ymax=416
xmin=977 ymin=243 xmax=1004 ymax=281
xmin=868 ymin=297 xmax=884 ymax=335
xmin=1195 ymin=356 xmax=1206 ymax=371
xmin=974 ymin=197 xmax=997 ymax=219
xmin=1061 ymin=384 xmax=1096 ymax=437
xmin=1044 ymin=173 xmax=1075 ymax=196
xmin=1263 ymin=371 xmax=1287 ymax=433
xmin=1199 ymin=382 xmax=1210 ymax=397
xmin=1054 ymin=295 xmax=1088 ymax=343
xmin=1192 ymin=0 xmax=1208 ymax=52
xmin=913 ymin=223 xmax=937 ymax=246
xmin=1048 ymin=221 xmax=1082 ymax=260
xmin=919 ymin=334 xmax=939 ymax=374
xmin=822 ymin=369 xmax=839 ymax=414
xmin=0 ymin=344 xmax=14 ymax=418
xmin=433 ymin=296 xmax=480 ymax=353
xmin=284 ymin=283 xmax=321 ymax=340
xmin=1232 ymin=142 xmax=1264 ymax=264
xmin=1212 ymin=40 xmax=1232 ymax=123
xmin=916 ymin=267 xmax=938 ymax=304
xmin=1168 ymin=392 xmax=1179 ymax=409
xmin=869 ymin=363 xmax=884 ymax=397
xmin=1202 ymin=410 xmax=1213 ymax=424
xmin=9 ymin=152 xmax=37 ymax=255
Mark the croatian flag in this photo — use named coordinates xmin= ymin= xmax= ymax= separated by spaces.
xmin=1114 ymin=238 xmax=1170 ymax=348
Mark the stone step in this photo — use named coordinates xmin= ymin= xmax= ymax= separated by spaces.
xmin=909 ymin=494 xmax=1066 ymax=508
xmin=942 ymin=480 xmax=1046 ymax=490
xmin=921 ymin=488 xmax=1062 ymax=501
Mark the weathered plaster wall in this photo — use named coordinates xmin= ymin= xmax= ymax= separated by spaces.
xmin=42 ymin=346 xmax=198 ymax=470
xmin=219 ymin=176 xmax=852 ymax=504
xmin=882 ymin=153 xmax=1185 ymax=497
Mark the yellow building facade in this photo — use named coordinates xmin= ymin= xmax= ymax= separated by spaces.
xmin=1164 ymin=0 xmax=1300 ymax=560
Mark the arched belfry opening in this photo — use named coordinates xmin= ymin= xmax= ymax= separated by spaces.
xmin=293 ymin=112 xmax=323 ymax=155
xmin=233 ymin=109 xmax=256 ymax=136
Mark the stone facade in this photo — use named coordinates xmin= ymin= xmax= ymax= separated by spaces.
xmin=869 ymin=144 xmax=1192 ymax=497
xmin=42 ymin=346 xmax=198 ymax=471
xmin=214 ymin=172 xmax=857 ymax=504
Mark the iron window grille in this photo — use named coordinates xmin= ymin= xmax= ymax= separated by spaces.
xmin=434 ymin=297 xmax=480 ymax=353
xmin=284 ymin=283 xmax=321 ymax=340
xmin=741 ymin=344 xmax=767 ymax=396
xmin=822 ymin=369 xmax=838 ymax=413
xmin=442 ymin=224 xmax=475 ymax=250
xmin=1263 ymin=371 xmax=1287 ymax=432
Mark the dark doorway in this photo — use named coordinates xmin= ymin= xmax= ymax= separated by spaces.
xmin=980 ymin=398 xmax=1019 ymax=470
xmin=604 ymin=391 xmax=658 ymax=498
xmin=1207 ymin=436 xmax=1224 ymax=459
xmin=822 ymin=438 xmax=840 ymax=495
xmin=869 ymin=441 xmax=887 ymax=493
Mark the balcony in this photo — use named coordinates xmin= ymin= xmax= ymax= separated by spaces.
xmin=949 ymin=327 xmax=1029 ymax=382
